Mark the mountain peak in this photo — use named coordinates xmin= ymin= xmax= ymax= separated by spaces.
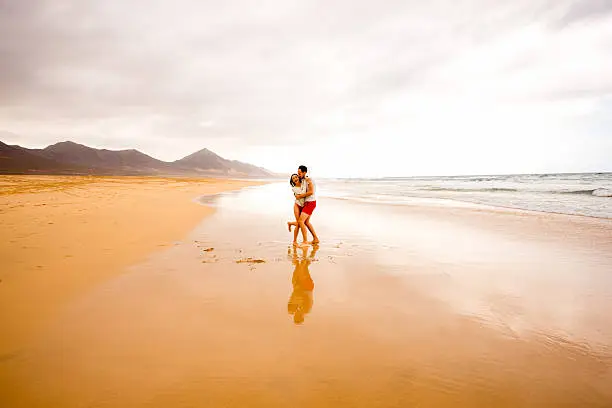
xmin=44 ymin=141 xmax=92 ymax=152
xmin=49 ymin=140 xmax=84 ymax=147
xmin=174 ymin=147 xmax=228 ymax=171
xmin=187 ymin=148 xmax=218 ymax=157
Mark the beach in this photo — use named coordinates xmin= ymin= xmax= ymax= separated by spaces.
xmin=2 ymin=180 xmax=612 ymax=407
xmin=0 ymin=176 xmax=264 ymax=356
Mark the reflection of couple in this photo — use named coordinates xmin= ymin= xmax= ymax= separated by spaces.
xmin=288 ymin=245 xmax=317 ymax=324
xmin=287 ymin=165 xmax=320 ymax=246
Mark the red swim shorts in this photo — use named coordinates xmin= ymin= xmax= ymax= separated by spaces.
xmin=301 ymin=200 xmax=317 ymax=215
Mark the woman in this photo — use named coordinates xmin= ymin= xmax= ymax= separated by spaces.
xmin=287 ymin=174 xmax=306 ymax=241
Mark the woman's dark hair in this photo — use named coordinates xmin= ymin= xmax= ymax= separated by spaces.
xmin=290 ymin=173 xmax=298 ymax=187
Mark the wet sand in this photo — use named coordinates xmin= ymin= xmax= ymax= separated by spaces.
xmin=2 ymin=182 xmax=612 ymax=407
xmin=0 ymin=176 xmax=264 ymax=356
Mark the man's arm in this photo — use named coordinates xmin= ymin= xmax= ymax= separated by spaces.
xmin=296 ymin=179 xmax=314 ymax=200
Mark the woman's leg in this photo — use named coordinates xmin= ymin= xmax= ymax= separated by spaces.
xmin=292 ymin=203 xmax=301 ymax=244
xmin=297 ymin=211 xmax=309 ymax=244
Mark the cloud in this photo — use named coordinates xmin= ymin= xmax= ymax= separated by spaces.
xmin=0 ymin=0 xmax=611 ymax=174
xmin=557 ymin=0 xmax=612 ymax=27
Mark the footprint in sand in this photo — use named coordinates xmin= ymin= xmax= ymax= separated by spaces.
xmin=198 ymin=246 xmax=218 ymax=263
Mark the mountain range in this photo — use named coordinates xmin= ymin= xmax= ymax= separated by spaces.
xmin=0 ymin=140 xmax=273 ymax=177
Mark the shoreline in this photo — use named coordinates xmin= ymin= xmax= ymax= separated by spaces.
xmin=0 ymin=175 xmax=265 ymax=356
xmin=325 ymin=194 xmax=612 ymax=250
xmin=324 ymin=193 xmax=612 ymax=221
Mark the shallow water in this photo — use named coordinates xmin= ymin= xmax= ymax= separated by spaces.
xmin=318 ymin=172 xmax=612 ymax=218
xmin=4 ymin=183 xmax=612 ymax=407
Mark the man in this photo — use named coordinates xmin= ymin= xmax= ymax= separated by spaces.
xmin=293 ymin=165 xmax=320 ymax=245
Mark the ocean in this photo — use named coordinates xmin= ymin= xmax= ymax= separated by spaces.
xmin=317 ymin=173 xmax=612 ymax=219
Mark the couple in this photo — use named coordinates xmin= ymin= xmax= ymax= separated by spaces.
xmin=287 ymin=165 xmax=320 ymax=246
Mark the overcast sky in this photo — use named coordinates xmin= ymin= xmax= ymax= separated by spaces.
xmin=1 ymin=0 xmax=611 ymax=177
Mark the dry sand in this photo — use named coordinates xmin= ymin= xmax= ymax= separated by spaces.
xmin=0 ymin=175 xmax=263 ymax=356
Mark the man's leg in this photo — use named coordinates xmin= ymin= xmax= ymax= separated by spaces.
xmin=305 ymin=216 xmax=319 ymax=244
